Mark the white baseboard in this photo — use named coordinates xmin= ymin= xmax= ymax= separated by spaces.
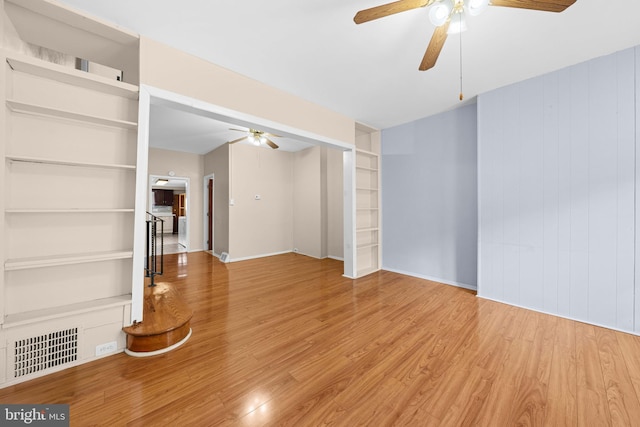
xmin=382 ymin=266 xmax=477 ymax=291
xmin=477 ymin=295 xmax=640 ymax=337
xmin=228 ymin=250 xmax=292 ymax=263
xmin=327 ymin=255 xmax=344 ymax=261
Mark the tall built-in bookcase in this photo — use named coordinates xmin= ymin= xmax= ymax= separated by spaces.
xmin=354 ymin=124 xmax=381 ymax=277
xmin=1 ymin=0 xmax=140 ymax=386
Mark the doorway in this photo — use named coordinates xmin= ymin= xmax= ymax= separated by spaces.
xmin=203 ymin=174 xmax=214 ymax=253
xmin=132 ymin=84 xmax=357 ymax=312
xmin=148 ymin=175 xmax=190 ymax=254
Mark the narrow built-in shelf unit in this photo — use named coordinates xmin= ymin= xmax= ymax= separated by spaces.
xmin=1 ymin=0 xmax=141 ymax=386
xmin=353 ymin=124 xmax=381 ymax=278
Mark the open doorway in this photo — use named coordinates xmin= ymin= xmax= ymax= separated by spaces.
xmin=134 ymin=85 xmax=356 ymax=286
xmin=148 ymin=175 xmax=190 ymax=254
xmin=203 ymin=174 xmax=214 ymax=252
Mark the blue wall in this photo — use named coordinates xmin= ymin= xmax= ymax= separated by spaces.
xmin=477 ymin=46 xmax=640 ymax=334
xmin=381 ymin=104 xmax=478 ymax=289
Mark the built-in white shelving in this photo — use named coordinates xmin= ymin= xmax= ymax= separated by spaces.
xmin=1 ymin=0 xmax=142 ymax=387
xmin=353 ymin=125 xmax=381 ymax=278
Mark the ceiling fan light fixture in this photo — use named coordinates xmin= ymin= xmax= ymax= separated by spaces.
xmin=466 ymin=0 xmax=489 ymax=16
xmin=447 ymin=11 xmax=467 ymax=34
xmin=429 ymin=1 xmax=452 ymax=27
xmin=259 ymin=135 xmax=267 ymax=145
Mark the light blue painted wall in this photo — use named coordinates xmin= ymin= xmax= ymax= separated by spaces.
xmin=478 ymin=46 xmax=639 ymax=333
xmin=381 ymin=104 xmax=478 ymax=289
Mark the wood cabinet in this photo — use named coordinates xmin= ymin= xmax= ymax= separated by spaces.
xmin=153 ymin=189 xmax=174 ymax=206
xmin=173 ymin=193 xmax=186 ymax=216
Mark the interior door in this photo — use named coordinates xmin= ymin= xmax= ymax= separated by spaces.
xmin=208 ymin=179 xmax=213 ymax=251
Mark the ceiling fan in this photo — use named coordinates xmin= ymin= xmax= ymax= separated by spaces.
xmin=354 ymin=0 xmax=577 ymax=71
xmin=227 ymin=128 xmax=280 ymax=149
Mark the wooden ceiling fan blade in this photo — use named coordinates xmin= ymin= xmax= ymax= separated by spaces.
xmin=265 ymin=138 xmax=279 ymax=149
xmin=227 ymin=137 xmax=246 ymax=144
xmin=490 ymin=0 xmax=576 ymax=13
xmin=419 ymin=21 xmax=450 ymax=71
xmin=354 ymin=0 xmax=434 ymax=24
xmin=228 ymin=128 xmax=247 ymax=132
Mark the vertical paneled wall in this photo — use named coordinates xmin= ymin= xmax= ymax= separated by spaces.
xmin=478 ymin=47 xmax=638 ymax=333
xmin=382 ymin=104 xmax=478 ymax=289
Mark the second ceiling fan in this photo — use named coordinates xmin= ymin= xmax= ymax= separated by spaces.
xmin=354 ymin=0 xmax=577 ymax=71
xmin=227 ymin=128 xmax=280 ymax=149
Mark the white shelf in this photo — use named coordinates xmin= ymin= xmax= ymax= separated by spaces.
xmin=357 ymin=243 xmax=379 ymax=250
xmin=6 ymin=100 xmax=138 ymax=129
xmin=6 ymin=54 xmax=138 ymax=99
xmin=357 ymin=207 xmax=379 ymax=211
xmin=356 ymin=227 xmax=379 ymax=233
xmin=356 ymin=187 xmax=379 ymax=191
xmin=5 ymin=250 xmax=133 ymax=271
xmin=6 ymin=155 xmax=135 ymax=170
xmin=355 ymin=148 xmax=379 ymax=157
xmin=356 ymin=165 xmax=378 ymax=172
xmin=6 ymin=208 xmax=134 ymax=214
xmin=3 ymin=295 xmax=132 ymax=328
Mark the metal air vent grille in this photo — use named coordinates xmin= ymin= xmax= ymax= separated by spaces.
xmin=14 ymin=328 xmax=78 ymax=378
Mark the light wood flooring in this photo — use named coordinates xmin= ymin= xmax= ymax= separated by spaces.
xmin=2 ymin=252 xmax=640 ymax=426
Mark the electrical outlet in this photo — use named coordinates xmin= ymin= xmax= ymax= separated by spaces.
xmin=95 ymin=341 xmax=117 ymax=356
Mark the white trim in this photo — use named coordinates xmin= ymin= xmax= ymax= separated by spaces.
xmin=131 ymin=86 xmax=151 ymax=324
xmin=327 ymin=255 xmax=344 ymax=261
xmin=477 ymin=295 xmax=640 ymax=338
xmin=382 ymin=267 xmax=478 ymax=291
xmin=142 ymin=85 xmax=353 ymax=151
xmin=124 ymin=329 xmax=192 ymax=357
xmin=138 ymin=84 xmax=356 ymax=279
xmin=228 ymin=250 xmax=293 ymax=263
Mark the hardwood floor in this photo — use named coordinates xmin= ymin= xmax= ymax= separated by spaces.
xmin=2 ymin=252 xmax=640 ymax=426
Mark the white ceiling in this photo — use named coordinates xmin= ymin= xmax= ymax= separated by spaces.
xmin=58 ymin=0 xmax=640 ymax=135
